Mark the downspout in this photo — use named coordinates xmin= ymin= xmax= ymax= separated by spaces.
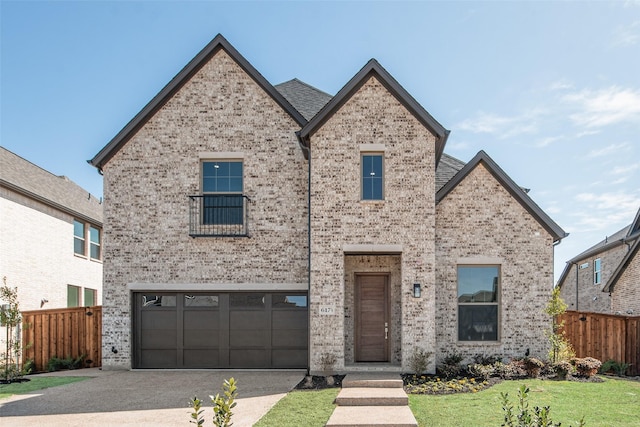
xmin=297 ymin=132 xmax=311 ymax=375
xmin=574 ymin=262 xmax=579 ymax=312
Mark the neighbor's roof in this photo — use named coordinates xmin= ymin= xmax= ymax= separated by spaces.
xmin=0 ymin=146 xmax=103 ymax=224
xmin=436 ymin=150 xmax=567 ymax=243
xmin=556 ymin=206 xmax=640 ymax=288
xmin=604 ymin=236 xmax=640 ymax=293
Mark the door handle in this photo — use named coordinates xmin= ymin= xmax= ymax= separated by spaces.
xmin=384 ymin=322 xmax=388 ymax=340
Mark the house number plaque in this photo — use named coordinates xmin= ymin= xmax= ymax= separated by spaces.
xmin=319 ymin=306 xmax=335 ymax=315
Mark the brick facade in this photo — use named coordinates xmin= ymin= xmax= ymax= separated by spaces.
xmin=100 ymin=49 xmax=308 ymax=369
xmin=610 ymin=244 xmax=640 ymax=315
xmin=96 ymin=36 xmax=563 ymax=372
xmin=435 ymin=163 xmax=555 ymax=361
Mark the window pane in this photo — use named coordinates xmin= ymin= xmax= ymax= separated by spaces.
xmin=215 ymin=161 xmax=229 ymax=176
xmin=458 ymin=266 xmax=499 ymax=302
xmin=84 ymin=288 xmax=96 ymax=306
xmin=216 ymin=177 xmax=230 ymax=192
xmin=362 ymin=155 xmax=383 ymax=200
xmin=458 ymin=305 xmax=498 ymax=341
xmin=202 ymin=161 xmax=243 ymax=194
xmin=67 ymin=285 xmax=80 ymax=308
xmin=230 ymin=294 xmax=265 ymax=308
xmin=184 ymin=295 xmax=219 ymax=307
xmin=203 ymin=195 xmax=243 ymax=225
xmin=74 ymin=238 xmax=86 ymax=256
xmin=229 ymin=161 xmax=243 ymax=177
xmin=229 ymin=178 xmax=243 ymax=192
xmin=272 ymin=295 xmax=307 ymax=308
xmin=74 ymin=220 xmax=85 ymax=238
xmin=89 ymin=226 xmax=100 ymax=244
xmin=90 ymin=243 xmax=100 ymax=259
xmin=142 ymin=295 xmax=176 ymax=308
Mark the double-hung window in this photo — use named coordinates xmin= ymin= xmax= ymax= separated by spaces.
xmin=594 ymin=258 xmax=601 ymax=285
xmin=361 ymin=154 xmax=384 ymax=200
xmin=74 ymin=220 xmax=86 ymax=256
xmin=457 ymin=266 xmax=500 ymax=342
xmin=202 ymin=161 xmax=244 ymax=225
xmin=89 ymin=226 xmax=101 ymax=260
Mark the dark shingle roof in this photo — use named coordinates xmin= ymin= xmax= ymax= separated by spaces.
xmin=436 ymin=153 xmax=466 ymax=191
xmin=274 ymin=79 xmax=333 ymax=121
xmin=0 ymin=146 xmax=103 ymax=224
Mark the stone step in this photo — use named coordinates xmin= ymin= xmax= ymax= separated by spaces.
xmin=335 ymin=387 xmax=409 ymax=406
xmin=325 ymin=405 xmax=418 ymax=427
xmin=342 ymin=378 xmax=404 ymax=388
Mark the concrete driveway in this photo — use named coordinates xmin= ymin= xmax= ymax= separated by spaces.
xmin=0 ymin=368 xmax=305 ymax=426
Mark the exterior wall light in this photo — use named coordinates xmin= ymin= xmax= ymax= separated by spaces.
xmin=413 ymin=283 xmax=421 ymax=298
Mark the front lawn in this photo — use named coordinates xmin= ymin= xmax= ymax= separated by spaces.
xmin=254 ymin=388 xmax=340 ymax=427
xmin=255 ymin=377 xmax=640 ymax=427
xmin=0 ymin=376 xmax=89 ymax=399
xmin=411 ymin=377 xmax=639 ymax=427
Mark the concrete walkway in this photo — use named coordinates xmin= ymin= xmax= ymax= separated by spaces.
xmin=0 ymin=368 xmax=304 ymax=426
xmin=326 ymin=373 xmax=417 ymax=427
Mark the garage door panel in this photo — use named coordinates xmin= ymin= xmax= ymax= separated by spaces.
xmin=272 ymin=349 xmax=307 ymax=367
xmin=230 ymin=330 xmax=268 ymax=347
xmin=229 ymin=311 xmax=268 ymax=329
xmin=184 ymin=311 xmax=219 ymax=329
xmin=229 ymin=349 xmax=267 ymax=367
xmin=272 ymin=311 xmax=307 ymax=329
xmin=140 ymin=350 xmax=177 ymax=368
xmin=272 ymin=329 xmax=307 ymax=347
xmin=184 ymin=329 xmax=219 ymax=347
xmin=141 ymin=311 xmax=176 ymax=329
xmin=184 ymin=349 xmax=219 ymax=367
xmin=141 ymin=330 xmax=177 ymax=349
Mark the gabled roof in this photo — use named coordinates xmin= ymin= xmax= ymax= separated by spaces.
xmin=297 ymin=59 xmax=450 ymax=164
xmin=436 ymin=150 xmax=567 ymax=243
xmin=274 ymin=79 xmax=333 ymax=121
xmin=556 ymin=206 xmax=640 ymax=288
xmin=436 ymin=153 xmax=466 ymax=192
xmin=0 ymin=146 xmax=103 ymax=225
xmin=90 ymin=34 xmax=306 ymax=170
xmin=604 ymin=236 xmax=640 ymax=293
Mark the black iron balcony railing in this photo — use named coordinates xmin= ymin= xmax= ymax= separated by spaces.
xmin=188 ymin=194 xmax=250 ymax=237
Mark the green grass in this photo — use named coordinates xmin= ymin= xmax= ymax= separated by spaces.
xmin=254 ymin=388 xmax=339 ymax=427
xmin=0 ymin=376 xmax=89 ymax=399
xmin=410 ymin=377 xmax=640 ymax=427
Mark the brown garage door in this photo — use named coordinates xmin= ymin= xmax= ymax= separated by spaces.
xmin=134 ymin=292 xmax=308 ymax=369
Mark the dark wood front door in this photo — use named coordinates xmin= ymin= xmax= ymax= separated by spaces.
xmin=355 ymin=274 xmax=389 ymax=362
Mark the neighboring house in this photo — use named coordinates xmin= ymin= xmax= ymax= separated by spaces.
xmin=0 ymin=146 xmax=103 ymax=312
xmin=557 ymin=207 xmax=640 ymax=315
xmin=90 ymin=34 xmax=566 ymax=372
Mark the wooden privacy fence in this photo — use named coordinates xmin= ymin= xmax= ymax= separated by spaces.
xmin=21 ymin=306 xmax=102 ymax=372
xmin=559 ymin=310 xmax=640 ymax=376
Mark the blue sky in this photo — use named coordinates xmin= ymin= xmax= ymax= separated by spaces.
xmin=2 ymin=1 xmax=639 ymax=281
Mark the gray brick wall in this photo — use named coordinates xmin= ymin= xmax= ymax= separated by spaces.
xmin=559 ymin=245 xmax=626 ymax=313
xmin=611 ymin=246 xmax=640 ymax=315
xmin=101 ymin=49 xmax=308 ymax=369
xmin=435 ymin=162 xmax=555 ymax=362
xmin=308 ymin=76 xmax=437 ymax=372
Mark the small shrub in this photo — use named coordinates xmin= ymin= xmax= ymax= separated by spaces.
xmin=501 ymin=384 xmax=585 ymax=427
xmin=408 ymin=348 xmax=432 ymax=375
xmin=472 ymin=353 xmax=502 ymax=365
xmin=497 ymin=359 xmax=528 ymax=380
xmin=522 ymin=357 xmax=544 ymax=378
xmin=552 ymin=360 xmax=573 ymax=379
xmin=46 ymin=355 xmax=85 ymax=372
xmin=467 ymin=363 xmax=495 ymax=381
xmin=22 ymin=359 xmax=34 ymax=375
xmin=189 ymin=378 xmax=238 ymax=427
xmin=572 ymin=357 xmax=602 ymax=378
xmin=599 ymin=359 xmax=629 ymax=377
xmin=437 ymin=352 xmax=464 ymax=379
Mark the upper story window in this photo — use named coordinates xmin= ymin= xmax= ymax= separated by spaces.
xmin=594 ymin=258 xmax=602 ymax=285
xmin=202 ymin=160 xmax=244 ymax=225
xmin=89 ymin=226 xmax=101 ymax=260
xmin=73 ymin=220 xmax=86 ymax=256
xmin=457 ymin=265 xmax=500 ymax=342
xmin=361 ymin=154 xmax=384 ymax=200
xmin=74 ymin=220 xmax=101 ymax=260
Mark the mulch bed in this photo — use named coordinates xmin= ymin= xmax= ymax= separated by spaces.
xmin=295 ymin=375 xmax=345 ymax=390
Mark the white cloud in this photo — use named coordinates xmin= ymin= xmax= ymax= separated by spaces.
xmin=611 ymin=163 xmax=640 ymax=175
xmin=549 ymin=80 xmax=573 ymax=91
xmin=535 ymin=136 xmax=561 ymax=148
xmin=571 ymin=192 xmax=640 ymax=232
xmin=576 ymin=129 xmax=600 ymax=138
xmin=457 ymin=109 xmax=542 ymax=139
xmin=562 ymin=86 xmax=640 ymax=128
xmin=612 ymin=20 xmax=640 ymax=46
xmin=586 ymin=142 xmax=631 ymax=158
